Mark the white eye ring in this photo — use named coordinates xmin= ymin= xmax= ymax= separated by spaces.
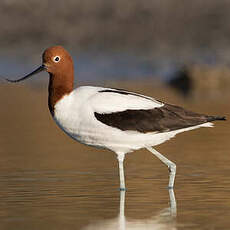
xmin=53 ymin=56 xmax=61 ymax=63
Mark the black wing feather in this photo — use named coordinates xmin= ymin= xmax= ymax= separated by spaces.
xmin=94 ymin=104 xmax=225 ymax=133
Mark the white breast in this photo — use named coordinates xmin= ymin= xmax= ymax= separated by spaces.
xmin=53 ymin=86 xmax=101 ymax=142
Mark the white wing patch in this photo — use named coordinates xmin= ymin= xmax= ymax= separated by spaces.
xmin=89 ymin=88 xmax=164 ymax=114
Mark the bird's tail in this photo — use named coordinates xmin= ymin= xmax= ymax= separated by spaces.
xmin=206 ymin=116 xmax=226 ymax=122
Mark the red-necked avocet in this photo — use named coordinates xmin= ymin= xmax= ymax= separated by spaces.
xmin=6 ymin=46 xmax=226 ymax=190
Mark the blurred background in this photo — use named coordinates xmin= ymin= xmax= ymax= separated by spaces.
xmin=1 ymin=1 xmax=230 ymax=230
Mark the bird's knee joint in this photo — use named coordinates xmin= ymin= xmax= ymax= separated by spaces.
xmin=168 ymin=163 xmax=176 ymax=173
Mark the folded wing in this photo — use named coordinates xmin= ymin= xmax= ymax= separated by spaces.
xmin=91 ymin=89 xmax=224 ymax=133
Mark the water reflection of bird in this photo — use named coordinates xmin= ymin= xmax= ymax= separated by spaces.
xmin=81 ymin=190 xmax=177 ymax=230
xmin=5 ymin=46 xmax=226 ymax=190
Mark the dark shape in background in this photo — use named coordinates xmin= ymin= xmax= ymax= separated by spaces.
xmin=167 ymin=67 xmax=193 ymax=98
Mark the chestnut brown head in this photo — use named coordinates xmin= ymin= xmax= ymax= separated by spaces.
xmin=42 ymin=46 xmax=73 ymax=76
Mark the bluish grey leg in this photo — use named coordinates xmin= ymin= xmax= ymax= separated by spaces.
xmin=117 ymin=154 xmax=126 ymax=191
xmin=169 ymin=189 xmax=177 ymax=217
xmin=146 ymin=147 xmax=176 ymax=189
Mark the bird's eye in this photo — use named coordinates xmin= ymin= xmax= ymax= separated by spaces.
xmin=53 ymin=56 xmax=61 ymax=63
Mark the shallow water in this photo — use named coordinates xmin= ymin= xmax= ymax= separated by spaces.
xmin=0 ymin=84 xmax=230 ymax=230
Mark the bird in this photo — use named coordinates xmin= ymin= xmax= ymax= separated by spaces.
xmin=5 ymin=46 xmax=226 ymax=190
